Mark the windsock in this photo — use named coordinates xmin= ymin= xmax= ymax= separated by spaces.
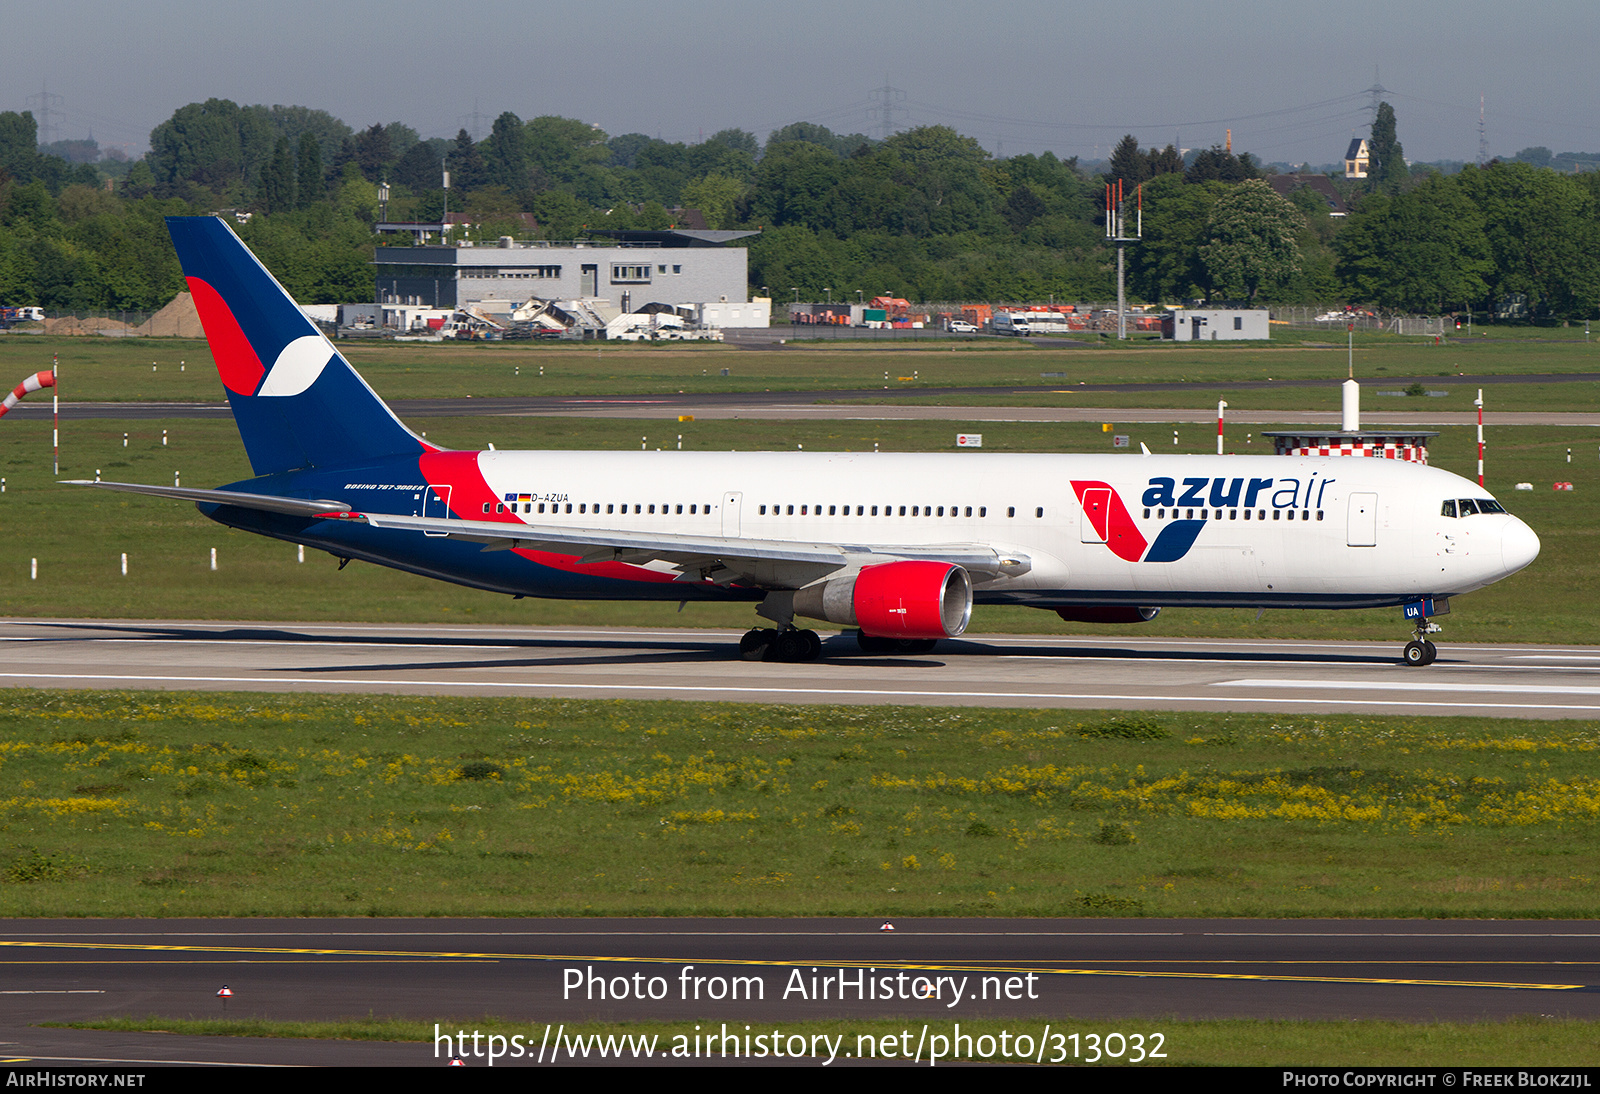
xmin=0 ymin=371 xmax=55 ymax=419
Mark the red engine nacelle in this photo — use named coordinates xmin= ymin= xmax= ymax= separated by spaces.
xmin=793 ymin=561 xmax=973 ymax=640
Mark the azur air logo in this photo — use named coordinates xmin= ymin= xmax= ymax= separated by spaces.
xmin=1071 ymin=474 xmax=1335 ymax=565
xmin=1072 ymin=480 xmax=1201 ymax=563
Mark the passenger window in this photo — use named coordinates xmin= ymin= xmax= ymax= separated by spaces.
xmin=1007 ymin=507 xmax=1015 ymax=518
xmin=1036 ymin=507 xmax=1044 ymax=518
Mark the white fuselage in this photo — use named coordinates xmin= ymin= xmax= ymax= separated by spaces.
xmin=446 ymin=450 xmax=1538 ymax=608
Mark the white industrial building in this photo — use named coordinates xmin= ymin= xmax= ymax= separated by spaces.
xmin=1162 ymin=308 xmax=1271 ymax=341
xmin=374 ymin=228 xmax=769 ymax=332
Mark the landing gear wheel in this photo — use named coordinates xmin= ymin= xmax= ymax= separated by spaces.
xmin=801 ymin=629 xmax=822 ymax=661
xmin=1403 ymin=640 xmax=1436 ymax=666
xmin=739 ymin=628 xmax=777 ymax=661
xmin=771 ymin=628 xmax=821 ymax=662
xmin=895 ymin=638 xmax=938 ymax=654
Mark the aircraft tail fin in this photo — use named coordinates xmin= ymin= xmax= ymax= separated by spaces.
xmin=166 ymin=216 xmax=428 ymax=477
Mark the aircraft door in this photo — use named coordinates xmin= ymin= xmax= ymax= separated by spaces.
xmin=722 ymin=491 xmax=742 ymax=537
xmin=423 ymin=484 xmax=453 ymax=536
xmin=1347 ymin=492 xmax=1377 ymax=546
xmin=1079 ymin=488 xmax=1110 ymax=543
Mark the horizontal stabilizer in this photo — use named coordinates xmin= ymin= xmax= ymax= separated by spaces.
xmin=66 ymin=480 xmax=351 ymax=518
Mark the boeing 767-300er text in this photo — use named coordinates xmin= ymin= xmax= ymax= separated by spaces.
xmin=74 ymin=217 xmax=1540 ymax=664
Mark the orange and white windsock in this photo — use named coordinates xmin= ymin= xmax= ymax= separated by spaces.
xmin=0 ymin=371 xmax=55 ymax=419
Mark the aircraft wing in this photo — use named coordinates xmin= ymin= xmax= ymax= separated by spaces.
xmin=354 ymin=511 xmax=1014 ymax=587
xmin=68 ymin=480 xmax=1017 ymax=588
xmin=67 ymin=480 xmax=353 ymax=518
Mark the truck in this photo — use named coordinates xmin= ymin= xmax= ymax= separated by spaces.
xmin=0 ymin=307 xmax=44 ymax=329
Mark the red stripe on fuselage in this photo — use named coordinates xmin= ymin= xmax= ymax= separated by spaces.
xmin=186 ymin=277 xmax=266 ymax=396
xmin=417 ymin=450 xmax=680 ymax=584
xmin=1070 ymin=479 xmax=1148 ymax=563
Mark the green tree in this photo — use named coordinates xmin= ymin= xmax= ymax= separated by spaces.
xmin=448 ymin=130 xmax=487 ymax=193
xmin=296 ymin=133 xmax=323 ymax=208
xmin=1198 ymin=179 xmax=1303 ymax=302
xmin=1335 ymin=175 xmax=1493 ymax=312
xmin=1369 ymin=102 xmax=1406 ymax=195
xmin=681 ymin=174 xmax=744 ymax=229
xmin=1453 ymin=161 xmax=1600 ymax=317
xmin=1128 ymin=172 xmax=1227 ymax=302
xmin=749 ymin=140 xmax=845 ymax=228
xmin=483 ymin=112 xmax=528 ymax=194
xmin=353 ymin=124 xmax=393 ymax=183
xmin=1185 ymin=145 xmax=1260 ymax=183
xmin=148 ymin=99 xmax=275 ymax=196
xmin=257 ymin=137 xmax=297 ymax=214
xmin=1106 ymin=135 xmax=1148 ymax=187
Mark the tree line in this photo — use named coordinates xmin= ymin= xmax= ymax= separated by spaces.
xmin=2 ymin=97 xmax=1599 ymax=320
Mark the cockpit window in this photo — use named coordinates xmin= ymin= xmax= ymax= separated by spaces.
xmin=1444 ymin=498 xmax=1507 ymax=517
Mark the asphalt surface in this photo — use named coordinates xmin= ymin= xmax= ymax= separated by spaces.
xmin=0 ymin=619 xmax=1596 ymax=718
xmin=3 ymin=918 xmax=1599 ymax=1066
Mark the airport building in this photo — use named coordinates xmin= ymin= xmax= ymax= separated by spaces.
xmin=373 ymin=228 xmax=766 ymax=328
xmin=1162 ymin=307 xmax=1271 ymax=341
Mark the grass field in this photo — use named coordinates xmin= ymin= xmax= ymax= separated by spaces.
xmin=3 ymin=329 xmax=1600 ymax=403
xmin=1 ymin=693 xmax=1596 ymax=918
xmin=0 ymin=411 xmax=1588 ymax=642
xmin=50 ymin=1015 xmax=1600 ymax=1067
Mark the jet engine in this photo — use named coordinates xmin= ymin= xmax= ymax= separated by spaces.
xmin=793 ymin=561 xmax=972 ymax=639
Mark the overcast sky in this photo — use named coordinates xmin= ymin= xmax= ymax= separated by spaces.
xmin=6 ymin=0 xmax=1597 ymax=166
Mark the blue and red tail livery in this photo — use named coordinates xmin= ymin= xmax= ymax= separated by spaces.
xmin=67 ymin=216 xmax=1540 ymax=664
xmin=168 ymin=217 xmax=428 ymax=476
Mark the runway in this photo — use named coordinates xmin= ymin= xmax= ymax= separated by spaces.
xmin=0 ymin=619 xmax=1596 ymax=717
xmin=2 ymin=918 xmax=1599 ymax=1066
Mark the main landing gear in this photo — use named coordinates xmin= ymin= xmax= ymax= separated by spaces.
xmin=739 ymin=627 xmax=822 ymax=662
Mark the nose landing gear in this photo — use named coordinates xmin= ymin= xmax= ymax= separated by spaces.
xmin=1401 ymin=598 xmax=1445 ymax=666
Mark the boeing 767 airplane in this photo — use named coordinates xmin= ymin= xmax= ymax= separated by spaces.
xmin=74 ymin=217 xmax=1539 ymax=664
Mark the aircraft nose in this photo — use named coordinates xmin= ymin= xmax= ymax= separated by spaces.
xmin=1501 ymin=518 xmax=1540 ymax=575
